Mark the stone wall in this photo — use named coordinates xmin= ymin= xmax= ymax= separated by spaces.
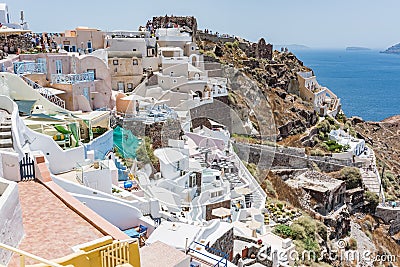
xmin=190 ymin=98 xmax=232 ymax=132
xmin=117 ymin=119 xmax=182 ymax=149
xmin=242 ymin=38 xmax=273 ymax=60
xmin=0 ymin=180 xmax=24 ymax=266
xmin=205 ymin=199 xmax=231 ymax=221
xmin=375 ymin=206 xmax=400 ymax=224
xmin=197 ymin=32 xmax=235 ymax=44
xmin=150 ymin=16 xmax=197 ymax=38
xmin=209 ymin=227 xmax=234 ymax=261
xmin=234 ymin=143 xmax=362 ymax=173
xmin=0 ymin=35 xmax=34 ymax=55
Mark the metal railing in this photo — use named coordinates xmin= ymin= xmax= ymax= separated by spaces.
xmin=51 ymin=72 xmax=95 ymax=84
xmin=15 ymin=62 xmax=47 ymax=75
xmin=21 ymin=76 xmax=65 ymax=109
xmin=0 ymin=242 xmax=72 ymax=267
xmin=188 ymin=241 xmax=228 ymax=267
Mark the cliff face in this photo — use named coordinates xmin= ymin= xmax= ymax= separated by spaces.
xmin=352 ymin=116 xmax=400 ymax=199
xmin=381 ymin=43 xmax=400 ymax=54
xmin=199 ymin=39 xmax=318 ymax=139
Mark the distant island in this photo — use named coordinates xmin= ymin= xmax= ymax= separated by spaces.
xmin=346 ymin=46 xmax=371 ymax=51
xmin=381 ymin=43 xmax=400 ymax=54
xmin=274 ymin=44 xmax=310 ymax=50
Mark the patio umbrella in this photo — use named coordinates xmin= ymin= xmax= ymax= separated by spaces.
xmin=247 ymin=220 xmax=262 ymax=238
xmin=235 ymin=187 xmax=252 ymax=195
xmin=246 ymin=207 xmax=261 ymax=216
xmin=212 ymin=207 xmax=231 ymax=218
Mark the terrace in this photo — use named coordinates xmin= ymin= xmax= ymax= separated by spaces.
xmin=13 ymin=62 xmax=47 ymax=75
xmin=51 ymin=71 xmax=95 ymax=84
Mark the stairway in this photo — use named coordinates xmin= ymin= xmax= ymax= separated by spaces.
xmin=0 ymin=110 xmax=13 ymax=151
xmin=20 ymin=76 xmax=66 ymax=109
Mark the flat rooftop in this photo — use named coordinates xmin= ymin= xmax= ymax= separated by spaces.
xmin=286 ymin=171 xmax=343 ymax=192
xmin=140 ymin=241 xmax=190 ymax=267
xmin=9 ymin=181 xmax=104 ymax=266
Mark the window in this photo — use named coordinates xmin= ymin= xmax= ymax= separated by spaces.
xmin=55 ymin=60 xmax=62 ymax=74
xmin=117 ymin=82 xmax=124 ymax=91
xmin=132 ymin=59 xmax=138 ymax=65
xmin=132 ymin=48 xmax=137 ymax=51
xmin=173 ymin=79 xmax=177 ymax=84
xmin=113 ymin=59 xmax=119 ymax=65
xmin=83 ymin=88 xmax=90 ymax=101
xmin=189 ymin=174 xmax=197 ymax=188
xmin=127 ymin=83 xmax=133 ymax=89
xmin=63 ymin=41 xmax=70 ymax=45
xmin=87 ymin=69 xmax=96 ymax=79
xmin=170 ymin=71 xmax=174 ymax=76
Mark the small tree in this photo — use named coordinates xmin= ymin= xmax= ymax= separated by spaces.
xmin=339 ymin=167 xmax=362 ymax=189
xmin=364 ymin=191 xmax=379 ymax=212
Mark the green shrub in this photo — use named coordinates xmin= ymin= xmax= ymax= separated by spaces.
xmin=224 ymin=42 xmax=233 ymax=49
xmin=293 ymin=216 xmax=316 ymax=239
xmin=274 ymin=224 xmax=292 ymax=238
xmin=136 ymin=136 xmax=158 ymax=166
xmin=364 ymin=191 xmax=379 ymax=211
xmin=316 ymin=222 xmax=327 ymax=241
xmin=348 ymin=238 xmax=358 ymax=250
xmin=290 ymin=224 xmax=306 ymax=240
xmin=340 ymin=167 xmax=362 ymax=189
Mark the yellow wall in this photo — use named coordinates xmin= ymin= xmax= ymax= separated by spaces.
xmin=28 ymin=237 xmax=140 ymax=267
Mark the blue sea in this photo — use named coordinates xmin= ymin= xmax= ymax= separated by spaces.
xmin=292 ymin=49 xmax=400 ymax=122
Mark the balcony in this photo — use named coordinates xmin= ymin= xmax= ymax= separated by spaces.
xmin=14 ymin=62 xmax=47 ymax=75
xmin=51 ymin=72 xmax=95 ymax=84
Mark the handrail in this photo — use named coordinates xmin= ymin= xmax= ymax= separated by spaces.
xmin=15 ymin=62 xmax=47 ymax=75
xmin=189 ymin=241 xmax=228 ymax=267
xmin=51 ymin=72 xmax=95 ymax=84
xmin=0 ymin=242 xmax=72 ymax=267
xmin=20 ymin=76 xmax=66 ymax=109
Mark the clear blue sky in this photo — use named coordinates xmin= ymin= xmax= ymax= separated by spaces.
xmin=5 ymin=0 xmax=400 ymax=49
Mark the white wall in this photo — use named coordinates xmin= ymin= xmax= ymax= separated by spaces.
xmin=72 ymin=193 xmax=148 ymax=231
xmin=0 ymin=151 xmax=20 ymax=182
xmin=82 ymin=168 xmax=112 ymax=194
xmin=0 ymin=178 xmax=24 ymax=266
xmin=51 ymin=174 xmax=151 ymax=215
xmin=26 ymin=127 xmax=85 ymax=174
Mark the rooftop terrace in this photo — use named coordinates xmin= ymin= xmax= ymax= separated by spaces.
xmin=9 ymin=181 xmax=104 ymax=266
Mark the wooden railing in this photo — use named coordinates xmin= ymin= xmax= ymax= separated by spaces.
xmin=100 ymin=241 xmax=130 ymax=267
xmin=0 ymin=242 xmax=72 ymax=267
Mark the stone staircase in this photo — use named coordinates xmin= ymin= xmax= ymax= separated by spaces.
xmin=0 ymin=110 xmax=13 ymax=151
xmin=361 ymin=169 xmax=381 ymax=194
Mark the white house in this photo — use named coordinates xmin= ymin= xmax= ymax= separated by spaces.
xmin=329 ymin=129 xmax=365 ymax=156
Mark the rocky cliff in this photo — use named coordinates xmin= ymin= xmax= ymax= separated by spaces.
xmin=198 ymin=39 xmax=318 ymax=140
xmin=381 ymin=43 xmax=400 ymax=54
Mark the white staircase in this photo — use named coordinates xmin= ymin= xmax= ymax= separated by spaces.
xmin=20 ymin=76 xmax=65 ymax=109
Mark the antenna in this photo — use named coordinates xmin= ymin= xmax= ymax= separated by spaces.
xmin=20 ymin=10 xmax=25 ymax=29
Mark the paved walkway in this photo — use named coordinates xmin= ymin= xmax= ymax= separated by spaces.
xmin=8 ymin=181 xmax=104 ymax=266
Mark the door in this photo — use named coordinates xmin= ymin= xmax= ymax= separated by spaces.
xmin=55 ymin=60 xmax=63 ymax=74
xmin=87 ymin=41 xmax=93 ymax=53
xmin=117 ymin=82 xmax=124 ymax=92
